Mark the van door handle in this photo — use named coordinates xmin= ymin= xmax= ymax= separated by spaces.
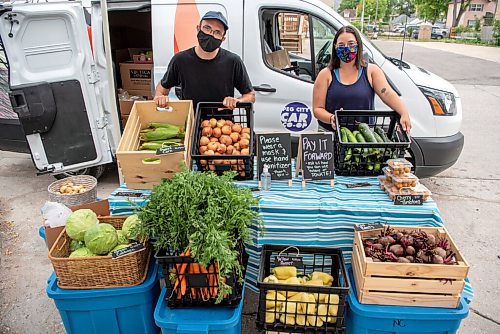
xmin=253 ymin=85 xmax=276 ymax=93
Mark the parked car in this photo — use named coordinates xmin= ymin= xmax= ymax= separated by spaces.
xmin=0 ymin=0 xmax=463 ymax=178
xmin=413 ymin=28 xmax=445 ymax=40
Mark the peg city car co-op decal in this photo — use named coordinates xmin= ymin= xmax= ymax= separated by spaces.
xmin=281 ymin=102 xmax=312 ymax=132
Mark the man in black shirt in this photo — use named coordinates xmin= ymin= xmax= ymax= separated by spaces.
xmin=154 ymin=11 xmax=255 ymax=110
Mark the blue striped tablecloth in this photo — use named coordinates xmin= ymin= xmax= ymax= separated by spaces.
xmin=108 ymin=175 xmax=473 ymax=302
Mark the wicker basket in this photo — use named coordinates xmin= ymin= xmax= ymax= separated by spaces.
xmin=48 ymin=216 xmax=151 ymax=289
xmin=48 ymin=175 xmax=98 ymax=207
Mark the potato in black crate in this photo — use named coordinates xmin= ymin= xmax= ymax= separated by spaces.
xmin=334 ymin=110 xmax=411 ymax=177
xmin=155 ymin=243 xmax=248 ymax=308
xmin=191 ymin=102 xmax=254 ymax=180
xmin=257 ymin=245 xmax=349 ymax=333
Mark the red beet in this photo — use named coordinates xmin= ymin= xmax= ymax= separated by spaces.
xmin=432 ymin=255 xmax=444 ymax=264
xmin=389 ymin=244 xmax=404 ymax=257
xmin=397 ymin=257 xmax=411 ymax=263
xmin=405 ymin=246 xmax=416 ymax=255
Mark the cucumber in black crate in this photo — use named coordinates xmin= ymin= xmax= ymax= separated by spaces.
xmin=334 ymin=110 xmax=410 ymax=176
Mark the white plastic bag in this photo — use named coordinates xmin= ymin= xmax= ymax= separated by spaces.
xmin=41 ymin=201 xmax=72 ymax=228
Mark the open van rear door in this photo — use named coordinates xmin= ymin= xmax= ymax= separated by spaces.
xmin=0 ymin=1 xmax=115 ymax=174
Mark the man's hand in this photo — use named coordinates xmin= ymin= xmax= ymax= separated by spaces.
xmin=154 ymin=95 xmax=169 ymax=108
xmin=222 ymin=96 xmax=240 ymax=110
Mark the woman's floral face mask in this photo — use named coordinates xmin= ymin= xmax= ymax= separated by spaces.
xmin=335 ymin=44 xmax=358 ymax=63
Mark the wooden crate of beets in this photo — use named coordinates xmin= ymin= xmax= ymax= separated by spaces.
xmin=256 ymin=245 xmax=349 ymax=333
xmin=352 ymin=225 xmax=469 ymax=308
xmin=334 ymin=110 xmax=410 ymax=176
xmin=116 ymin=101 xmax=194 ymax=189
xmin=190 ymin=102 xmax=254 ymax=180
xmin=155 ymin=244 xmax=248 ymax=308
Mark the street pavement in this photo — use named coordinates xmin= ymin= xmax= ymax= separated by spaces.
xmin=1 ymin=41 xmax=499 ymax=333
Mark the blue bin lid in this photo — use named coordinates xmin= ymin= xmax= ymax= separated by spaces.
xmin=154 ymin=285 xmax=244 ymax=332
xmin=46 ymin=261 xmax=158 ymax=299
xmin=347 ymin=267 xmax=469 ymax=320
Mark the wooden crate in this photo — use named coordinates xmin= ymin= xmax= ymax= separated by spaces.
xmin=352 ymin=225 xmax=469 ymax=308
xmin=116 ymin=100 xmax=194 ymax=189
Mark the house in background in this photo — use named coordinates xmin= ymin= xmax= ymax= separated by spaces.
xmin=446 ymin=0 xmax=498 ymax=28
xmin=340 ymin=9 xmax=357 ymax=22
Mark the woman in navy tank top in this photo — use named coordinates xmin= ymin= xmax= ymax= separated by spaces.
xmin=313 ymin=26 xmax=411 ymax=133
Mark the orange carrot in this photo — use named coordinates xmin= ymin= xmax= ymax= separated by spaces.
xmin=173 ymin=248 xmax=191 ymax=299
xmin=198 ymin=264 xmax=210 ymax=301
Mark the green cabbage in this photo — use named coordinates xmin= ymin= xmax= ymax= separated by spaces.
xmin=84 ymin=223 xmax=118 ymax=255
xmin=69 ymin=247 xmax=96 ymax=258
xmin=108 ymin=243 xmax=130 ymax=255
xmin=122 ymin=215 xmax=142 ymax=240
xmin=116 ymin=230 xmax=128 ymax=245
xmin=66 ymin=209 xmax=99 ymax=241
xmin=69 ymin=240 xmax=85 ymax=252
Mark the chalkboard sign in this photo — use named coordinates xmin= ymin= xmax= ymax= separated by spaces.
xmin=394 ymin=195 xmax=424 ymax=206
xmin=274 ymin=256 xmax=304 ymax=268
xmin=257 ymin=133 xmax=292 ymax=180
xmin=114 ymin=191 xmax=145 ymax=198
xmin=300 ymin=133 xmax=334 ymax=181
xmin=354 ymin=222 xmax=385 ymax=232
xmin=111 ymin=242 xmax=145 ymax=259
xmin=156 ymin=145 xmax=185 ymax=156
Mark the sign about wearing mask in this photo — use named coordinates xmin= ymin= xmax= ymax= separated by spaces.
xmin=257 ymin=133 xmax=292 ymax=180
xmin=281 ymin=102 xmax=312 ymax=132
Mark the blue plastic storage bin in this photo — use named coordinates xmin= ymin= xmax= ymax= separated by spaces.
xmin=346 ymin=268 xmax=469 ymax=334
xmin=47 ymin=262 xmax=160 ymax=334
xmin=155 ymin=285 xmax=244 ymax=334
xmin=39 ymin=226 xmax=46 ymax=241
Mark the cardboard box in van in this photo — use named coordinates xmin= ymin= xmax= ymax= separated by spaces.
xmin=119 ymin=62 xmax=153 ymax=91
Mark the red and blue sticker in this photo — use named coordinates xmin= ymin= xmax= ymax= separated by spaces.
xmin=280 ymin=102 xmax=312 ymax=132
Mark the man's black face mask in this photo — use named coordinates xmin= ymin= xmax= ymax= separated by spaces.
xmin=197 ymin=30 xmax=223 ymax=52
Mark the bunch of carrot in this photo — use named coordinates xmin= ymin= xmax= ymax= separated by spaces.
xmin=170 ymin=248 xmax=221 ymax=301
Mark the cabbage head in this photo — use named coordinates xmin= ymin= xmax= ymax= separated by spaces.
xmin=84 ymin=223 xmax=118 ymax=255
xmin=69 ymin=247 xmax=96 ymax=258
xmin=66 ymin=209 xmax=98 ymax=241
xmin=116 ymin=230 xmax=128 ymax=245
xmin=70 ymin=240 xmax=85 ymax=252
xmin=108 ymin=243 xmax=130 ymax=255
xmin=122 ymin=215 xmax=142 ymax=240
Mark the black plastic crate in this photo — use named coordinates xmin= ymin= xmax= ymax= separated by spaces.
xmin=256 ymin=245 xmax=349 ymax=333
xmin=191 ymin=102 xmax=254 ymax=180
xmin=334 ymin=110 xmax=411 ymax=177
xmin=155 ymin=243 xmax=248 ymax=308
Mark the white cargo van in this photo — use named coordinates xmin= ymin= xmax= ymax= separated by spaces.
xmin=0 ymin=0 xmax=463 ymax=178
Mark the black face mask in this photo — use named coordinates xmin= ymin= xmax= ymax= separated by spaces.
xmin=197 ymin=30 xmax=223 ymax=53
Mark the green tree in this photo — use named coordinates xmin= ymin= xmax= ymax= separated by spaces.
xmin=493 ymin=19 xmax=500 ymax=46
xmin=474 ymin=17 xmax=481 ymax=32
xmin=339 ymin=0 xmax=360 ymax=12
xmin=414 ymin=0 xmax=448 ymax=24
xmin=356 ymin=0 xmax=389 ymax=23
xmin=387 ymin=0 xmax=416 ymax=17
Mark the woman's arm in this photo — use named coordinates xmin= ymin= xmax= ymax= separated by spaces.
xmin=313 ymin=69 xmax=335 ymax=127
xmin=370 ymin=65 xmax=412 ymax=133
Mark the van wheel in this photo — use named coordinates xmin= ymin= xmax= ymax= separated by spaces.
xmin=53 ymin=164 xmax=107 ymax=180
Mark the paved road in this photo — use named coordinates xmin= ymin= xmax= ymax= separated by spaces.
xmin=1 ymin=42 xmax=499 ymax=333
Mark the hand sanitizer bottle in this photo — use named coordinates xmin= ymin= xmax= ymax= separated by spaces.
xmin=261 ymin=164 xmax=271 ymax=191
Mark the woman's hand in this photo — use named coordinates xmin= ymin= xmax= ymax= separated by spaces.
xmin=400 ymin=112 xmax=412 ymax=134
xmin=330 ymin=114 xmax=337 ymax=130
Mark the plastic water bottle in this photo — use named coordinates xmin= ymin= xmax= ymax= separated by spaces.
xmin=261 ymin=164 xmax=271 ymax=191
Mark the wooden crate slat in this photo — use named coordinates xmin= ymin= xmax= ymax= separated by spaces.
xmin=358 ymin=290 xmax=461 ymax=308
